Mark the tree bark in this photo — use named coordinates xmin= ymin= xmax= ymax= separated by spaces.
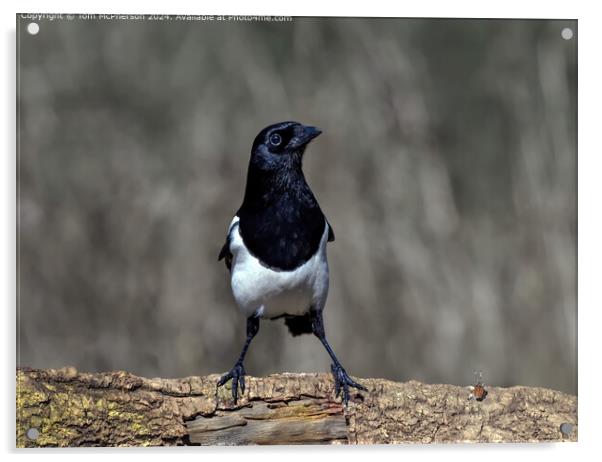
xmin=16 ymin=367 xmax=577 ymax=447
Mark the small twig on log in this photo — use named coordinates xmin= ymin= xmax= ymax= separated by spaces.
xmin=16 ymin=367 xmax=577 ymax=447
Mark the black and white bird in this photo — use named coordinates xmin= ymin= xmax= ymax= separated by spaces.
xmin=217 ymin=121 xmax=366 ymax=405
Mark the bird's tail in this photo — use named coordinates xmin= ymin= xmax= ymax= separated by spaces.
xmin=284 ymin=314 xmax=313 ymax=336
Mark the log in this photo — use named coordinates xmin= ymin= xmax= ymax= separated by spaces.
xmin=16 ymin=367 xmax=577 ymax=447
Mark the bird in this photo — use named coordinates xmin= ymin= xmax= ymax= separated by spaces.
xmin=217 ymin=121 xmax=366 ymax=405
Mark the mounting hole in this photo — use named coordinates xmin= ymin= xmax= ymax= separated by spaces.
xmin=26 ymin=427 xmax=40 ymax=440
xmin=27 ymin=22 xmax=40 ymax=35
xmin=561 ymin=28 xmax=573 ymax=40
xmin=560 ymin=422 xmax=573 ymax=436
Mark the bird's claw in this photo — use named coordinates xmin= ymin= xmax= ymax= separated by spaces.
xmin=330 ymin=363 xmax=367 ymax=406
xmin=217 ymin=362 xmax=246 ymax=403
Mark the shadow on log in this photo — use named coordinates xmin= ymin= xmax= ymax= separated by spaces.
xmin=16 ymin=367 xmax=577 ymax=447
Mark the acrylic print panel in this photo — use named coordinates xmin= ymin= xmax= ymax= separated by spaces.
xmin=16 ymin=15 xmax=577 ymax=446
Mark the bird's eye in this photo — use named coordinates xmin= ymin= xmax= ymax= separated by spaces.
xmin=269 ymin=133 xmax=282 ymax=146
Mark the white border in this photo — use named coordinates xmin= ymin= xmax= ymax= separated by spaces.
xmin=2 ymin=1 xmax=600 ymax=460
xmin=0 ymin=0 xmax=587 ymax=18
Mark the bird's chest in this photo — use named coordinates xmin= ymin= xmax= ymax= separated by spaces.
xmin=228 ymin=223 xmax=329 ymax=319
xmin=237 ymin=196 xmax=326 ymax=271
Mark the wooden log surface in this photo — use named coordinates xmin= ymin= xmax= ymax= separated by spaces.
xmin=16 ymin=367 xmax=577 ymax=447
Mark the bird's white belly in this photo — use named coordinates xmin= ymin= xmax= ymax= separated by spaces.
xmin=228 ymin=218 xmax=330 ymax=319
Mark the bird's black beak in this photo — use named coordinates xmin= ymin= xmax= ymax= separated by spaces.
xmin=291 ymin=125 xmax=322 ymax=148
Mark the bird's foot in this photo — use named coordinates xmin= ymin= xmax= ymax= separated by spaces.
xmin=330 ymin=363 xmax=367 ymax=406
xmin=217 ymin=362 xmax=246 ymax=403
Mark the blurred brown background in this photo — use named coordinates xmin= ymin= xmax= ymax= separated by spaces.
xmin=17 ymin=17 xmax=577 ymax=393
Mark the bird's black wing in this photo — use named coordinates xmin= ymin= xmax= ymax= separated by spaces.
xmin=218 ymin=237 xmax=232 ymax=271
xmin=326 ymin=220 xmax=335 ymax=242
xmin=218 ymin=218 xmax=238 ymax=271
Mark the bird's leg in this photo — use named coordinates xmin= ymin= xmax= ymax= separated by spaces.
xmin=310 ymin=310 xmax=366 ymax=406
xmin=217 ymin=315 xmax=260 ymax=403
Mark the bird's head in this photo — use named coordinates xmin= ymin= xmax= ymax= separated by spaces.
xmin=249 ymin=121 xmax=322 ymax=171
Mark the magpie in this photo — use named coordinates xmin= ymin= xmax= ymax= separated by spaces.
xmin=217 ymin=121 xmax=366 ymax=405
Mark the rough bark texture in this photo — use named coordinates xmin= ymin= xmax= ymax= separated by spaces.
xmin=16 ymin=367 xmax=577 ymax=447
